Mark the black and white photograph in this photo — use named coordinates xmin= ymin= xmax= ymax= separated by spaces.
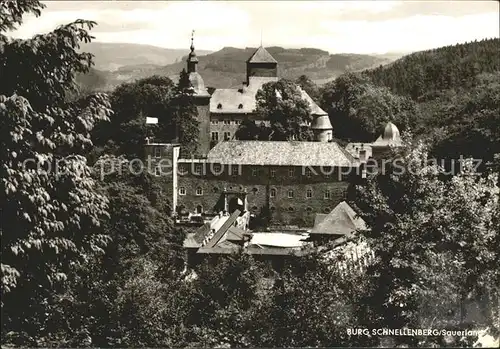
xmin=1 ymin=0 xmax=499 ymax=347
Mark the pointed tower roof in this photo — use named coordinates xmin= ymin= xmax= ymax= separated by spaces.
xmin=246 ymin=46 xmax=277 ymax=63
xmin=187 ymin=30 xmax=198 ymax=64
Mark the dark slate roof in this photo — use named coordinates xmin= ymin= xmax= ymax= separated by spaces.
xmin=246 ymin=46 xmax=278 ymax=63
xmin=310 ymin=201 xmax=367 ymax=235
xmin=207 ymin=141 xmax=357 ymax=167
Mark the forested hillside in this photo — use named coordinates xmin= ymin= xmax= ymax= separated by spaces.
xmin=318 ymin=38 xmax=500 ymax=161
xmin=363 ymin=38 xmax=499 ymax=101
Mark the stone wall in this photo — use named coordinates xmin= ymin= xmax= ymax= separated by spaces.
xmin=176 ymin=163 xmax=350 ymax=227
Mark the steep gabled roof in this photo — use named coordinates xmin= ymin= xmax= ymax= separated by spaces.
xmin=310 ymin=201 xmax=367 ymax=235
xmin=247 ymin=46 xmax=278 ymax=63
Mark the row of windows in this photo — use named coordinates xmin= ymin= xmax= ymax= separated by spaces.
xmin=178 ymin=164 xmax=333 ymax=177
xmin=211 ymin=119 xmax=242 ymax=125
xmin=251 ymin=206 xmax=332 ymax=213
xmin=211 ymin=131 xmax=232 ymax=141
xmin=178 ymin=186 xmax=335 ymax=199
xmin=271 ymin=188 xmax=333 ymax=199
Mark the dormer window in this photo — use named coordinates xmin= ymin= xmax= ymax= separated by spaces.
xmin=217 ymin=103 xmax=222 ymax=109
xmin=238 ymin=104 xmax=243 ymax=109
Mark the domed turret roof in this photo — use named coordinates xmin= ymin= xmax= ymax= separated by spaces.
xmin=311 ymin=114 xmax=333 ymax=130
xmin=383 ymin=121 xmax=400 ymax=141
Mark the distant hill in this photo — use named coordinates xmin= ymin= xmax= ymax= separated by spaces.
xmin=77 ymin=45 xmax=401 ymax=91
xmin=80 ymin=42 xmax=212 ymax=71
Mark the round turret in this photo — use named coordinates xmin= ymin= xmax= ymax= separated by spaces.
xmin=311 ymin=113 xmax=333 ymax=142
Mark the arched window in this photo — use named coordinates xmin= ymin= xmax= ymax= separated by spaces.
xmin=238 ymin=103 xmax=243 ymax=109
xmin=270 ymin=188 xmax=277 ymax=198
xmin=306 ymin=188 xmax=313 ymax=198
xmin=217 ymin=103 xmax=222 ymax=109
xmin=196 ymin=187 xmax=203 ymax=196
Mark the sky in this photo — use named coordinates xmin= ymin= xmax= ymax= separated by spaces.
xmin=8 ymin=0 xmax=500 ymax=54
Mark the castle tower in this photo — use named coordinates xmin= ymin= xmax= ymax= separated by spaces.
xmin=246 ymin=46 xmax=278 ymax=85
xmin=311 ymin=113 xmax=333 ymax=142
xmin=185 ymin=31 xmax=211 ymax=156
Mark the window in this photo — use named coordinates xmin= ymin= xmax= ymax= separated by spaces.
xmin=252 ymin=187 xmax=258 ymax=194
xmin=324 ymin=190 xmax=331 ymax=200
xmin=270 ymin=206 xmax=276 ymax=211
xmin=178 ymin=165 xmax=187 ymax=175
xmin=217 ymin=103 xmax=222 ymax=109
xmin=213 ymin=187 xmax=219 ymax=193
xmin=238 ymin=104 xmax=243 ymax=109
xmin=306 ymin=188 xmax=313 ymax=198
xmin=270 ymin=169 xmax=276 ymax=178
xmin=196 ymin=187 xmax=203 ymax=196
xmin=231 ymin=166 xmax=239 ymax=176
xmin=324 ymin=207 xmax=332 ymax=213
xmin=288 ymin=168 xmax=295 ymax=177
xmin=154 ymin=147 xmax=161 ymax=158
xmin=211 ymin=132 xmax=219 ymax=141
xmin=154 ymin=167 xmax=161 ymax=176
xmin=251 ymin=206 xmax=258 ymax=212
xmin=211 ymin=119 xmax=219 ymax=124
xmin=287 ymin=189 xmax=294 ymax=199
xmin=224 ymin=132 xmax=231 ymax=140
xmin=304 ymin=168 xmax=312 ymax=178
xmin=179 ymin=187 xmax=186 ymax=195
xmin=213 ymin=164 xmax=221 ymax=173
xmin=234 ymin=120 xmax=241 ymax=125
xmin=288 ymin=206 xmax=295 ymax=212
xmin=194 ymin=164 xmax=202 ymax=175
xmin=270 ymin=188 xmax=277 ymax=198
xmin=252 ymin=168 xmax=259 ymax=176
xmin=224 ymin=120 xmax=231 ymax=125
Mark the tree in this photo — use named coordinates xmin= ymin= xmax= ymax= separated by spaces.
xmin=1 ymin=2 xmax=113 ymax=345
xmin=319 ymin=72 xmax=419 ymax=142
xmin=353 ymin=141 xmax=500 ymax=346
xmin=93 ymin=75 xmax=176 ymax=158
xmin=295 ymin=75 xmax=320 ymax=102
xmin=255 ymin=79 xmax=312 ymax=141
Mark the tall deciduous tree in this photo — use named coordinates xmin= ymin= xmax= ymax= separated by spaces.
xmin=353 ymin=141 xmax=500 ymax=346
xmin=319 ymin=72 xmax=419 ymax=142
xmin=93 ymin=75 xmax=176 ymax=158
xmin=256 ymin=79 xmax=313 ymax=141
xmin=1 ymin=1 xmax=112 ymax=344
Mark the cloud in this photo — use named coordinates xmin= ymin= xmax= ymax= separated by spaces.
xmin=7 ymin=1 xmax=499 ymax=53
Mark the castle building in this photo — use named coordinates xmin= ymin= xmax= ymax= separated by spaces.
xmin=146 ymin=36 xmax=400 ymax=229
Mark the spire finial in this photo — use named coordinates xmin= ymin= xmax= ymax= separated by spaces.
xmin=190 ymin=29 xmax=195 ymax=52
xmin=260 ymin=28 xmax=263 ymax=47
